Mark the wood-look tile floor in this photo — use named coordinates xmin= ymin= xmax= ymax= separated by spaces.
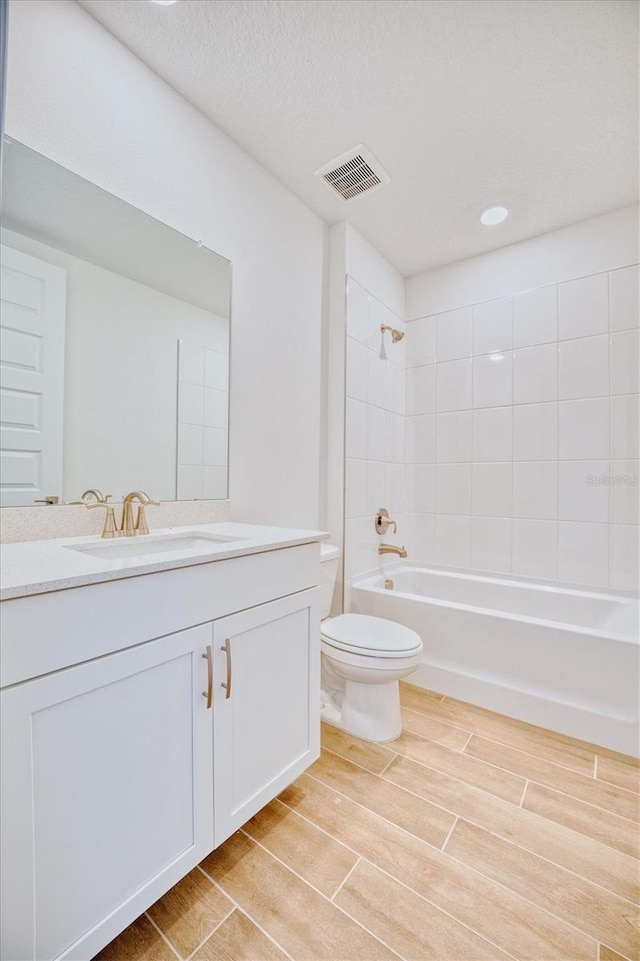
xmin=96 ymin=684 xmax=640 ymax=961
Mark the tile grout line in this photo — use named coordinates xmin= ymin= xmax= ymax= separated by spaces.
xmin=461 ymin=733 xmax=639 ymax=803
xmin=462 ymin=732 xmax=600 ymax=782
xmin=143 ymin=911 xmax=183 ymax=961
xmin=183 ymin=906 xmax=236 ymax=961
xmin=523 ymin=781 xmax=640 ymax=824
xmin=195 ymin=865 xmax=295 ymax=961
xmin=378 ymin=750 xmax=640 ymax=864
xmin=306 ymin=766 xmax=466 ymax=851
xmin=327 ymin=741 xmax=640 ymax=871
xmin=400 ymin=703 xmax=474 ymax=740
xmin=325 ymin=735 xmax=640 ymax=847
xmin=377 ymin=753 xmax=399 ymax=776
xmin=235 ymin=828 xmax=405 ymax=961
xmin=401 ymin=687 xmax=631 ymax=764
xmin=439 ymin=815 xmax=459 ymax=852
xmin=449 ymin=814 xmax=639 ymax=908
xmin=275 ymin=793 xmax=520 ymax=961
xmin=401 ymin=701 xmax=602 ymax=776
xmin=329 ymin=856 xmax=362 ymax=901
xmin=430 ymin=834 xmax=616 ymax=950
xmin=518 ymin=779 xmax=529 ymax=808
xmin=592 ymin=768 xmax=640 ymax=795
xmin=321 ymin=745 xmax=473 ymax=822
xmin=308 ymin=764 xmax=639 ymax=906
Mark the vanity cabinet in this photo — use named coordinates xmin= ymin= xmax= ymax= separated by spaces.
xmin=1 ymin=623 xmax=215 ymax=961
xmin=212 ymin=589 xmax=319 ymax=844
xmin=0 ymin=540 xmax=321 ymax=961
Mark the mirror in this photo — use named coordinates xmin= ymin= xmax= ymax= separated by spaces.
xmin=0 ymin=139 xmax=231 ymax=507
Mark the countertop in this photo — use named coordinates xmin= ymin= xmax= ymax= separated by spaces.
xmin=0 ymin=522 xmax=330 ymax=600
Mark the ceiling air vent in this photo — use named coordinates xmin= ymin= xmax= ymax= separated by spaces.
xmin=314 ymin=144 xmax=390 ymax=202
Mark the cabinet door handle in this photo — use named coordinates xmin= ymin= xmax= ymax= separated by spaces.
xmin=221 ymin=639 xmax=232 ymax=699
xmin=202 ymin=646 xmax=213 ymax=709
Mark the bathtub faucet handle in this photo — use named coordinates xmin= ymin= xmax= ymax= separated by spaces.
xmin=375 ymin=507 xmax=397 ymax=536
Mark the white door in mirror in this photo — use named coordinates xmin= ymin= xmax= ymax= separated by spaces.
xmin=0 ymin=246 xmax=66 ymax=507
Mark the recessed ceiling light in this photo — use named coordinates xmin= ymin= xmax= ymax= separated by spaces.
xmin=479 ymin=205 xmax=509 ymax=226
xmin=150 ymin=1 xmax=178 ymax=5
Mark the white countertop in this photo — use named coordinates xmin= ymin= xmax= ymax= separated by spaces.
xmin=0 ymin=522 xmax=330 ymax=600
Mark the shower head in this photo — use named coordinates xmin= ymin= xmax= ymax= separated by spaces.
xmin=380 ymin=324 xmax=405 ymax=343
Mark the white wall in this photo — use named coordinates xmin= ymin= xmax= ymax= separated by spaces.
xmin=403 ymin=207 xmax=639 ymax=591
xmin=4 ymin=0 xmax=325 ymax=529
xmin=328 ymin=224 xmax=406 ymax=604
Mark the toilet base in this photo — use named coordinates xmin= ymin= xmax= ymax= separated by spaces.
xmin=321 ymin=678 xmax=402 ymax=742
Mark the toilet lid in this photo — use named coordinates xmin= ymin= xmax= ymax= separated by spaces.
xmin=321 ymin=613 xmax=422 ymax=657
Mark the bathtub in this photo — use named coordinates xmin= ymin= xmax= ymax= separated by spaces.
xmin=351 ymin=566 xmax=640 ymax=757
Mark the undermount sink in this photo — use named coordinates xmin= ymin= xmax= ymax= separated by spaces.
xmin=66 ymin=532 xmax=245 ymax=560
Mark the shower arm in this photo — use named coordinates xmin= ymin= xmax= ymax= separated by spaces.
xmin=380 ymin=323 xmax=405 ymax=343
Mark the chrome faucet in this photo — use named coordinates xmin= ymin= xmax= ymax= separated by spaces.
xmin=121 ymin=491 xmax=159 ymax=536
xmin=378 ymin=543 xmax=407 ymax=558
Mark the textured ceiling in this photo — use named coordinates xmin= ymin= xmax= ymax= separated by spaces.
xmin=78 ymin=0 xmax=639 ymax=276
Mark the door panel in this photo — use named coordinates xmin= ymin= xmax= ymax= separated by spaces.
xmin=0 ymin=244 xmax=66 ymax=505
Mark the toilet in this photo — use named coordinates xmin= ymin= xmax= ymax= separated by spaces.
xmin=319 ymin=544 xmax=423 ymax=742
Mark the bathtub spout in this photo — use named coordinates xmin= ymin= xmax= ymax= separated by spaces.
xmin=378 ymin=543 xmax=407 ymax=558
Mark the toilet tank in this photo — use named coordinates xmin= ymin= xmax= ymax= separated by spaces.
xmin=319 ymin=543 xmax=340 ymax=618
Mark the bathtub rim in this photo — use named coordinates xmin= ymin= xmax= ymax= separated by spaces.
xmin=352 ymin=563 xmax=639 ymax=645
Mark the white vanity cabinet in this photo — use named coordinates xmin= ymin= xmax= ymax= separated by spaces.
xmin=1 ymin=624 xmax=215 ymax=961
xmin=212 ymin=589 xmax=319 ymax=844
xmin=0 ymin=538 xmax=321 ymax=961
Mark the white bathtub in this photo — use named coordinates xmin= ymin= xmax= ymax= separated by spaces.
xmin=351 ymin=566 xmax=640 ymax=757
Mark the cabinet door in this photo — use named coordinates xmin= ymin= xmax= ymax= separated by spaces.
xmin=1 ymin=624 xmax=214 ymax=961
xmin=213 ymin=588 xmax=320 ymax=845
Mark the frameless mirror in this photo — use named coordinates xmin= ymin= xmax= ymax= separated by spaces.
xmin=0 ymin=139 xmax=231 ymax=507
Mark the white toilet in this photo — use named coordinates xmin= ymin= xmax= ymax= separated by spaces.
xmin=319 ymin=544 xmax=423 ymax=742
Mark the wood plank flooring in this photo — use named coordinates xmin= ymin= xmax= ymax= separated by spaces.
xmin=96 ymin=684 xmax=640 ymax=961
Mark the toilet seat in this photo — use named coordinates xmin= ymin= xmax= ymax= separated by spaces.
xmin=321 ymin=613 xmax=422 ymax=658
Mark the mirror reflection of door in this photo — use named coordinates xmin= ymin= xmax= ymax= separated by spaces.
xmin=0 ymin=244 xmax=66 ymax=506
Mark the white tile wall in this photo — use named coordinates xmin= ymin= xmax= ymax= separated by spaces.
xmin=473 ymin=352 xmax=513 ymax=408
xmin=513 ymin=286 xmax=557 ymax=348
xmin=472 ymin=462 xmax=512 ymax=517
xmin=471 ymin=516 xmax=512 ymax=572
xmin=610 ymin=265 xmax=639 ymax=332
xmin=176 ymin=340 xmax=229 ymax=500
xmin=473 ymin=406 xmax=512 ymax=462
xmin=436 ymin=307 xmax=472 ymax=361
xmin=558 ymin=398 xmax=609 ymax=460
xmin=472 ymin=298 xmax=512 ymax=355
xmin=400 ymin=266 xmax=639 ymax=590
xmin=435 ymin=513 xmax=471 ymax=567
xmin=345 ymin=267 xmax=638 ymax=591
xmin=436 ymin=411 xmax=472 ymax=463
xmin=558 ymin=335 xmax=609 ymax=399
xmin=558 ymin=273 xmax=608 ymax=340
xmin=437 ymin=358 xmax=472 ymax=411
xmin=513 ymin=343 xmax=558 ymax=404
xmin=343 ymin=279 xmax=407 ymax=581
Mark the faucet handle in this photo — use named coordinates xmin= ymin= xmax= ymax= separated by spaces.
xmin=87 ymin=502 xmax=120 ymax=539
xmin=135 ymin=499 xmax=159 ymax=535
xmin=375 ymin=507 xmax=397 ymax=536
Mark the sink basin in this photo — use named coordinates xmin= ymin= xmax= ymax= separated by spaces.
xmin=66 ymin=532 xmax=245 ymax=560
